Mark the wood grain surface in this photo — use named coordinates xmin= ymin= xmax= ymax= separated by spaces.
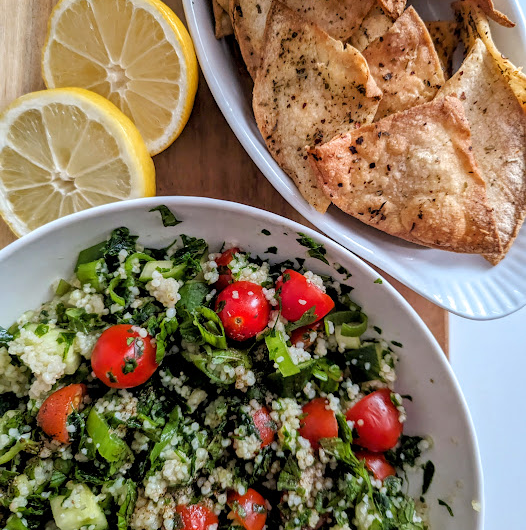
xmin=0 ymin=0 xmax=448 ymax=353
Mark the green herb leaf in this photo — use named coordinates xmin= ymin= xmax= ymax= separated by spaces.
xmin=374 ymin=278 xmax=383 ymax=284
xmin=438 ymin=499 xmax=454 ymax=517
xmin=296 ymin=233 xmax=329 ymax=265
xmin=149 ymin=205 xmax=182 ymax=227
xmin=286 ymin=306 xmax=318 ymax=332
xmin=193 ymin=306 xmax=227 ymax=350
xmin=155 ymin=316 xmax=179 ymax=364
xmin=422 ymin=460 xmax=435 ymax=495
xmin=123 ymin=358 xmax=138 ymax=374
xmin=117 ymin=479 xmax=138 ymax=530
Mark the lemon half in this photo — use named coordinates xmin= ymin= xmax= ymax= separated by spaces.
xmin=42 ymin=0 xmax=199 ymax=155
xmin=0 ymin=87 xmax=155 ymax=236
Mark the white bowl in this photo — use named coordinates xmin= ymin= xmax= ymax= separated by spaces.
xmin=181 ymin=0 xmax=526 ymax=320
xmin=0 ymin=197 xmax=482 ymax=529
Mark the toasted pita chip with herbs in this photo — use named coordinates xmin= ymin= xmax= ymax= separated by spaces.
xmin=377 ymin=0 xmax=407 ymax=19
xmin=437 ymin=39 xmax=526 ymax=264
xmin=308 ymin=97 xmax=501 ymax=254
xmin=425 ymin=21 xmax=460 ymax=78
xmin=471 ymin=0 xmax=515 ymax=27
xmin=253 ymin=1 xmax=382 ymax=213
xmin=229 ymin=0 xmax=375 ymax=78
xmin=363 ymin=6 xmax=445 ymax=120
xmin=454 ymin=0 xmax=526 ymax=108
xmin=213 ymin=0 xmax=233 ymax=39
xmin=349 ymin=3 xmax=395 ymax=52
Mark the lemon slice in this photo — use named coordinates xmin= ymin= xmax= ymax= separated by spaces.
xmin=42 ymin=0 xmax=199 ymax=155
xmin=0 ymin=87 xmax=155 ymax=237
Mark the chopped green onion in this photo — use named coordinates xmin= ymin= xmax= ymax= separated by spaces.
xmin=324 ymin=311 xmax=360 ymax=336
xmin=341 ymin=312 xmax=368 ymax=337
xmin=125 ymin=252 xmax=155 ymax=277
xmin=86 ymin=409 xmax=131 ymax=463
xmin=55 ymin=279 xmax=72 ymax=296
xmin=76 ymin=258 xmax=105 ymax=291
xmin=193 ymin=307 xmax=227 ymax=349
xmin=265 ymin=330 xmax=300 ymax=377
xmin=0 ymin=439 xmax=39 ymax=465
xmin=108 ymin=277 xmax=126 ymax=306
xmin=75 ymin=241 xmax=106 ymax=271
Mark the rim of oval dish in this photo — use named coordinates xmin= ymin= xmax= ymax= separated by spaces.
xmin=0 ymin=196 xmax=484 ymax=529
xmin=181 ymin=0 xmax=526 ymax=321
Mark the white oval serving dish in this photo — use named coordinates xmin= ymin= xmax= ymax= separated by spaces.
xmin=181 ymin=0 xmax=526 ymax=320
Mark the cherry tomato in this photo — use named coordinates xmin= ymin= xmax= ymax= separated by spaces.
xmin=299 ymin=397 xmax=338 ymax=450
xmin=275 ymin=270 xmax=334 ymax=322
xmin=290 ymin=321 xmax=322 ymax=348
xmin=175 ymin=504 xmax=218 ymax=530
xmin=91 ymin=324 xmax=158 ymax=389
xmin=215 ymin=282 xmax=270 ymax=341
xmin=37 ymin=384 xmax=87 ymax=444
xmin=356 ymin=450 xmax=396 ymax=481
xmin=228 ymin=489 xmax=267 ymax=530
xmin=215 ymin=247 xmax=240 ymax=292
xmin=345 ymin=389 xmax=402 ymax=452
xmin=251 ymin=406 xmax=276 ymax=448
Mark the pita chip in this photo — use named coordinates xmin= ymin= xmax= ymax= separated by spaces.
xmin=308 ymin=97 xmax=501 ymax=254
xmin=425 ymin=21 xmax=460 ymax=78
xmin=253 ymin=1 xmax=382 ymax=212
xmin=377 ymin=0 xmax=407 ymax=19
xmin=363 ymin=6 xmax=445 ymax=120
xmin=350 ymin=3 xmax=395 ymax=52
xmin=213 ymin=0 xmax=233 ymax=39
xmin=454 ymin=0 xmax=526 ymax=108
xmin=437 ymin=39 xmax=526 ymax=264
xmin=230 ymin=0 xmax=375 ymax=78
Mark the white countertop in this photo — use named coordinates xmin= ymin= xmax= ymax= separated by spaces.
xmin=450 ymin=306 xmax=526 ymax=529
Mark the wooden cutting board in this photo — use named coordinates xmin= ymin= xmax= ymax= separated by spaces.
xmin=0 ymin=0 xmax=448 ymax=354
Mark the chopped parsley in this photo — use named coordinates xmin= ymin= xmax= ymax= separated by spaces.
xmin=391 ymin=341 xmax=403 ymax=348
xmin=373 ymin=326 xmax=382 ymax=334
xmin=149 ymin=205 xmax=182 ymax=227
xmin=438 ymin=499 xmax=454 ymax=517
xmin=374 ymin=278 xmax=383 ymax=284
xmin=261 ymin=229 xmax=271 ymax=236
xmin=296 ymin=233 xmax=329 ymax=265
xmin=265 ymin=246 xmax=278 ymax=254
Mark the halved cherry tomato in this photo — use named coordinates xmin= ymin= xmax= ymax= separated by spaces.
xmin=275 ymin=270 xmax=334 ymax=322
xmin=175 ymin=504 xmax=218 ymax=530
xmin=251 ymin=406 xmax=276 ymax=448
xmin=215 ymin=247 xmax=241 ymax=292
xmin=37 ymin=384 xmax=87 ymax=444
xmin=356 ymin=450 xmax=396 ymax=481
xmin=290 ymin=321 xmax=322 ymax=348
xmin=299 ymin=397 xmax=338 ymax=450
xmin=228 ymin=489 xmax=267 ymax=530
xmin=345 ymin=388 xmax=402 ymax=452
xmin=91 ymin=324 xmax=158 ymax=389
xmin=215 ymin=282 xmax=270 ymax=341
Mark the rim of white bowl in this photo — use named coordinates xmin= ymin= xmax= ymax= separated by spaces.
xmin=0 ymin=196 xmax=484 ymax=526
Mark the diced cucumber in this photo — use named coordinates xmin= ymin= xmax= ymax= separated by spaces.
xmin=24 ymin=324 xmax=80 ymax=374
xmin=51 ymin=483 xmax=108 ymax=530
xmin=139 ymin=260 xmax=186 ymax=282
xmin=335 ymin=325 xmax=361 ymax=350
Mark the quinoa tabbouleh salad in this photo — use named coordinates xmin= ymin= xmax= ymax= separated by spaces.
xmin=0 ymin=206 xmax=435 ymax=530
